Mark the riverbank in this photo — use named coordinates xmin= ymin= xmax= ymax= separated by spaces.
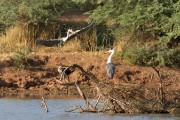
xmin=0 ymin=52 xmax=180 ymax=114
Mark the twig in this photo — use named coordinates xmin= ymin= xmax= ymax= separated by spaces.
xmin=94 ymin=96 xmax=101 ymax=108
xmin=41 ymin=96 xmax=49 ymax=112
xmin=65 ymin=107 xmax=79 ymax=112
xmin=75 ymin=82 xmax=97 ymax=111
xmin=151 ymin=67 xmax=165 ymax=109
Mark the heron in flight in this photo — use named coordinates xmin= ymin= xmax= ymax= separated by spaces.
xmin=36 ymin=21 xmax=94 ymax=47
xmin=58 ymin=21 xmax=94 ymax=44
xmin=59 ymin=29 xmax=80 ymax=43
xmin=106 ymin=48 xmax=115 ymax=79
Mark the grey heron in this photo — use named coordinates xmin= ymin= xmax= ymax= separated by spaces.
xmin=57 ymin=65 xmax=75 ymax=82
xmin=106 ymin=48 xmax=115 ymax=79
xmin=58 ymin=21 xmax=94 ymax=44
xmin=36 ymin=21 xmax=94 ymax=47
xmin=57 ymin=65 xmax=75 ymax=75
xmin=59 ymin=29 xmax=75 ymax=42
xmin=57 ymin=29 xmax=80 ymax=46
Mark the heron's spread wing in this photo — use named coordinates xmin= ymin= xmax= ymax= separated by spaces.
xmin=64 ymin=22 xmax=94 ymax=42
xmin=106 ymin=63 xmax=115 ymax=79
xmin=36 ymin=21 xmax=94 ymax=46
xmin=50 ymin=21 xmax=94 ymax=42
xmin=36 ymin=39 xmax=63 ymax=47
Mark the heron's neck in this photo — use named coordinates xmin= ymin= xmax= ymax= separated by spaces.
xmin=62 ymin=30 xmax=70 ymax=42
xmin=107 ymin=51 xmax=114 ymax=64
xmin=66 ymin=30 xmax=71 ymax=37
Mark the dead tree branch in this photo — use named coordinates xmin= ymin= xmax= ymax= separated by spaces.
xmin=41 ymin=96 xmax=49 ymax=112
xmin=75 ymin=82 xmax=97 ymax=111
xmin=62 ymin=64 xmax=177 ymax=114
xmin=151 ymin=67 xmax=165 ymax=110
xmin=70 ymin=64 xmax=140 ymax=113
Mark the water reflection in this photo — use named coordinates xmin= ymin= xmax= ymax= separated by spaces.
xmin=0 ymin=96 xmax=179 ymax=120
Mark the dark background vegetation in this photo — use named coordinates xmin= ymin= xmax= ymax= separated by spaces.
xmin=0 ymin=0 xmax=180 ymax=68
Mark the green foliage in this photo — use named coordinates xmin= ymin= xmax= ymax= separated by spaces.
xmin=11 ymin=46 xmax=32 ymax=68
xmin=0 ymin=0 xmax=19 ymax=28
xmin=0 ymin=0 xmax=81 ymax=29
xmin=119 ymin=43 xmax=180 ymax=68
xmin=89 ymin=0 xmax=180 ymax=68
xmin=119 ymin=43 xmax=156 ymax=66
xmin=1 ymin=0 xmax=180 ymax=68
xmin=91 ymin=0 xmax=180 ymax=38
xmin=161 ymin=49 xmax=180 ymax=67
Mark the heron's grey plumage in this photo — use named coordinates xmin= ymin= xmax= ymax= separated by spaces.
xmin=106 ymin=48 xmax=115 ymax=79
xmin=106 ymin=62 xmax=115 ymax=79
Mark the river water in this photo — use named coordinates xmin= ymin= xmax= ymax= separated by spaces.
xmin=0 ymin=96 xmax=179 ymax=120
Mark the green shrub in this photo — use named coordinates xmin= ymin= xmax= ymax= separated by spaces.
xmin=11 ymin=46 xmax=32 ymax=68
xmin=163 ymin=49 xmax=180 ymax=67
xmin=119 ymin=43 xmax=155 ymax=65
xmin=119 ymin=43 xmax=180 ymax=68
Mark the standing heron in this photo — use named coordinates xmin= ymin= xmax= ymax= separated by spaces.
xmin=106 ymin=48 xmax=115 ymax=79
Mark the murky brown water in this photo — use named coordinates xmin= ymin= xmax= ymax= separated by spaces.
xmin=0 ymin=95 xmax=179 ymax=120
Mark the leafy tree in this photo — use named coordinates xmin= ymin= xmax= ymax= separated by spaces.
xmin=0 ymin=0 xmax=81 ymax=29
xmin=0 ymin=0 xmax=19 ymax=28
xmin=90 ymin=0 xmax=180 ymax=39
xmin=89 ymin=0 xmax=180 ymax=67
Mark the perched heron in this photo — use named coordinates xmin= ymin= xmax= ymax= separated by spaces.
xmin=57 ymin=65 xmax=75 ymax=82
xmin=106 ymin=48 xmax=115 ymax=79
xmin=58 ymin=65 xmax=75 ymax=75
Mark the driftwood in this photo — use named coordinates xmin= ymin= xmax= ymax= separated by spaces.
xmin=151 ymin=67 xmax=166 ymax=111
xmin=75 ymin=82 xmax=97 ymax=111
xmin=63 ymin=64 xmax=141 ymax=113
xmin=61 ymin=64 xmax=179 ymax=114
xmin=41 ymin=96 xmax=49 ymax=112
xmin=56 ymin=65 xmax=93 ymax=85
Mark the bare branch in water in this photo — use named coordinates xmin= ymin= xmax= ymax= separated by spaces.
xmin=41 ymin=96 xmax=49 ymax=112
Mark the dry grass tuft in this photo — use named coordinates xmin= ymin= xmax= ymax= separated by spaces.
xmin=61 ymin=38 xmax=82 ymax=52
xmin=0 ymin=22 xmax=35 ymax=53
xmin=50 ymin=28 xmax=98 ymax=53
xmin=114 ymin=35 xmax=131 ymax=52
xmin=80 ymin=28 xmax=98 ymax=51
xmin=0 ymin=23 xmax=98 ymax=53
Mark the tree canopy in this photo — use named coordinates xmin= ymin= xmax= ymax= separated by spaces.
xmin=90 ymin=0 xmax=180 ymax=38
xmin=1 ymin=0 xmax=180 ymax=35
